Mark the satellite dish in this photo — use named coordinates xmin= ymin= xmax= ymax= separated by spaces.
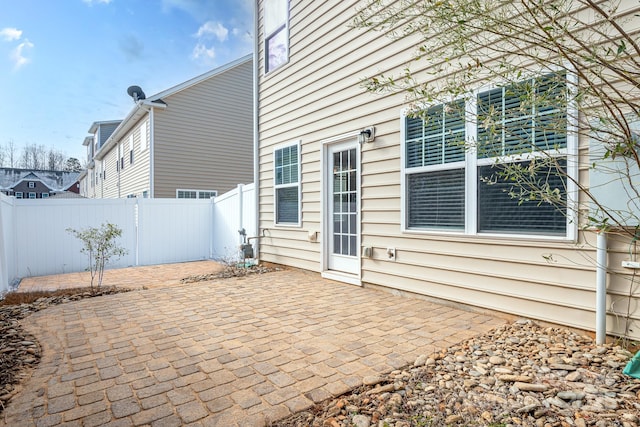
xmin=127 ymin=85 xmax=146 ymax=101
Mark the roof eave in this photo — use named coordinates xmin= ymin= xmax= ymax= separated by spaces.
xmin=94 ymin=100 xmax=166 ymax=161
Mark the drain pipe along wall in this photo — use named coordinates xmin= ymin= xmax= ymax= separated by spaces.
xmin=596 ymin=231 xmax=608 ymax=345
xmin=252 ymin=0 xmax=260 ymax=263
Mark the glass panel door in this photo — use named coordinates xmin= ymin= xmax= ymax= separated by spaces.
xmin=327 ymin=142 xmax=359 ymax=274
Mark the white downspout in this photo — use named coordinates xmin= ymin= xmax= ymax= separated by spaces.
xmin=149 ymin=109 xmax=155 ymax=198
xmin=238 ymin=184 xmax=244 ymax=246
xmin=252 ymin=0 xmax=260 ymax=263
xmin=596 ymin=231 xmax=607 ymax=344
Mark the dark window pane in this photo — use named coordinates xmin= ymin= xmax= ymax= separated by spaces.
xmin=477 ymin=159 xmax=566 ymax=235
xmin=276 ymin=187 xmax=298 ymax=223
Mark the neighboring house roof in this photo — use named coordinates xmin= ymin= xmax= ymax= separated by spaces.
xmin=0 ymin=168 xmax=81 ymax=192
xmin=93 ymin=53 xmax=253 ymax=161
xmin=88 ymin=120 xmax=122 ymax=135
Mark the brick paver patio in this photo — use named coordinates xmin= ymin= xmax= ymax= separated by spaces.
xmin=2 ymin=265 xmax=506 ymax=426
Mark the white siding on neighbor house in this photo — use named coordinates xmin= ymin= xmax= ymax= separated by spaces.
xmin=118 ymin=118 xmax=151 ymax=198
xmin=102 ymin=145 xmax=120 ymax=198
xmin=256 ymin=0 xmax=640 ymax=338
xmin=153 ymin=58 xmax=254 ymax=198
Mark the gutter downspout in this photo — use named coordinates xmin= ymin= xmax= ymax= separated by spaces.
xmin=149 ymin=108 xmax=155 ymax=198
xmin=252 ymin=0 xmax=260 ymax=263
xmin=596 ymin=230 xmax=608 ymax=345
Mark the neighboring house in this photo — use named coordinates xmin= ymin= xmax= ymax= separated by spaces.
xmin=0 ymin=169 xmax=80 ymax=199
xmin=80 ymin=54 xmax=253 ymax=199
xmin=254 ymin=1 xmax=640 ymax=338
xmin=80 ymin=120 xmax=121 ymax=198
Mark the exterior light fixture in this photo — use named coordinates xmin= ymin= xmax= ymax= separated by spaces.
xmin=358 ymin=127 xmax=375 ymax=144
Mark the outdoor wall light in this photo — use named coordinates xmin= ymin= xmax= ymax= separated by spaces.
xmin=358 ymin=127 xmax=376 ymax=144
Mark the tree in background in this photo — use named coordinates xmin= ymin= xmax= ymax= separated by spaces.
xmin=47 ymin=147 xmax=66 ymax=171
xmin=6 ymin=140 xmax=17 ymax=168
xmin=0 ymin=141 xmax=77 ymax=171
xmin=64 ymin=157 xmax=82 ymax=172
xmin=354 ymin=0 xmax=640 ymax=238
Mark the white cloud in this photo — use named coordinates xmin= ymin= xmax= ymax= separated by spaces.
xmin=195 ymin=21 xmax=228 ymax=42
xmin=0 ymin=27 xmax=22 ymax=42
xmin=191 ymin=43 xmax=215 ymax=61
xmin=11 ymin=39 xmax=34 ymax=70
xmin=82 ymin=0 xmax=112 ymax=5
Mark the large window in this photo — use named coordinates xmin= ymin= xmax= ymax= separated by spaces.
xmin=403 ymin=72 xmax=575 ymax=238
xmin=274 ymin=142 xmax=300 ymax=225
xmin=264 ymin=0 xmax=288 ymax=73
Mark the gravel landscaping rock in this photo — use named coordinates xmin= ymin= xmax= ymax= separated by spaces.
xmin=272 ymin=319 xmax=640 ymax=427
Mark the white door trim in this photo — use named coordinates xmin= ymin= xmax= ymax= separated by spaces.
xmin=320 ymin=133 xmax=361 ymax=286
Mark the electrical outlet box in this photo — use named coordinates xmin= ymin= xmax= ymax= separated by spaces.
xmin=622 ymin=261 xmax=640 ymax=269
xmin=362 ymin=246 xmax=372 ymax=258
xmin=386 ymin=247 xmax=396 ymax=261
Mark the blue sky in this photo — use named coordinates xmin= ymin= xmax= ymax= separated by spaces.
xmin=0 ymin=0 xmax=253 ymax=163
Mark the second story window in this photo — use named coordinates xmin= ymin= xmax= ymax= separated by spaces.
xmin=264 ymin=0 xmax=289 ymax=73
xmin=28 ymin=182 xmax=35 ymax=188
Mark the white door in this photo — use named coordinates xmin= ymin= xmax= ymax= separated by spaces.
xmin=326 ymin=141 xmax=359 ymax=275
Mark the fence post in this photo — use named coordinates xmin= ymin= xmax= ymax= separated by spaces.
xmin=209 ymin=196 xmax=214 ymax=259
xmin=0 ymin=196 xmax=7 ymax=293
xmin=135 ymin=198 xmax=140 ymax=266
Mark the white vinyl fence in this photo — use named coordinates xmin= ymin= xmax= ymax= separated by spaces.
xmin=0 ymin=183 xmax=255 ymax=294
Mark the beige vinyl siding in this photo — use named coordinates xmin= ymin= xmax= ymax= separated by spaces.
xmin=257 ymin=0 xmax=640 ymax=337
xmin=102 ymin=147 xmax=119 ymax=198
xmin=118 ymin=118 xmax=151 ymax=198
xmin=153 ymin=59 xmax=253 ymax=198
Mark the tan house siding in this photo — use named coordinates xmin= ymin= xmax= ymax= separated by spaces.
xmin=257 ymin=0 xmax=640 ymax=338
xmin=153 ymin=59 xmax=253 ymax=198
xmin=85 ymin=56 xmax=252 ymax=199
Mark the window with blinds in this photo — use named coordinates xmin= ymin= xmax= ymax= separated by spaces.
xmin=403 ymin=72 xmax=571 ymax=237
xmin=405 ymin=100 xmax=466 ymax=230
xmin=274 ymin=143 xmax=300 ymax=225
xmin=477 ymin=160 xmax=567 ymax=235
xmin=477 ymin=73 xmax=567 ymax=158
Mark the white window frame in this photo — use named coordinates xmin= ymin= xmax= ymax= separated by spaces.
xmin=197 ymin=190 xmax=217 ymax=199
xmin=400 ymin=71 xmax=578 ymax=241
xmin=264 ymin=0 xmax=289 ymax=74
xmin=129 ymin=134 xmax=134 ymax=164
xmin=28 ymin=181 xmax=35 ymax=188
xmin=273 ymin=140 xmax=301 ymax=227
xmin=176 ymin=189 xmax=218 ymax=199
xmin=15 ymin=192 xmax=23 ymax=199
xmin=139 ymin=121 xmax=148 ymax=151
xmin=41 ymin=192 xmax=49 ymax=198
xmin=28 ymin=192 xmax=36 ymax=199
